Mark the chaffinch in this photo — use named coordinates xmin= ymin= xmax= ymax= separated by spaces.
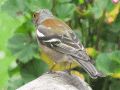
xmin=33 ymin=9 xmax=103 ymax=78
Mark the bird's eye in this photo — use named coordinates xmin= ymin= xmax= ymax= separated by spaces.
xmin=33 ymin=12 xmax=39 ymax=18
xmin=33 ymin=13 xmax=36 ymax=18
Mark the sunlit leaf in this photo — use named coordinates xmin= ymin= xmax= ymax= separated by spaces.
xmin=79 ymin=0 xmax=84 ymax=4
xmin=105 ymin=4 xmax=120 ymax=24
xmin=86 ymin=47 xmax=98 ymax=58
xmin=0 ymin=11 xmax=25 ymax=89
xmin=112 ymin=73 xmax=120 ymax=78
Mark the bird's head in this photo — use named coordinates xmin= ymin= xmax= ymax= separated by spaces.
xmin=33 ymin=9 xmax=53 ymax=26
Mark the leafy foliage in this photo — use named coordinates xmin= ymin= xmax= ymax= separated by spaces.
xmin=8 ymin=33 xmax=38 ymax=63
xmin=19 ymin=59 xmax=48 ymax=83
xmin=7 ymin=75 xmax=24 ymax=90
xmin=96 ymin=51 xmax=120 ymax=75
xmin=0 ymin=0 xmax=120 ymax=90
xmin=110 ymin=80 xmax=120 ymax=90
xmin=55 ymin=3 xmax=75 ymax=21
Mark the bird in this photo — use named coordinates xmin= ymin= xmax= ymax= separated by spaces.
xmin=33 ymin=9 xmax=103 ymax=78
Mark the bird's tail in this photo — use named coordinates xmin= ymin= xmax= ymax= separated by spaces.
xmin=77 ymin=59 xmax=103 ymax=78
xmin=72 ymin=52 xmax=104 ymax=78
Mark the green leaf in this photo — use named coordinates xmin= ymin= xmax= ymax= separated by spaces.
xmin=90 ymin=0 xmax=117 ymax=19
xmin=96 ymin=51 xmax=120 ymax=75
xmin=1 ymin=0 xmax=28 ymax=16
xmin=8 ymin=33 xmax=38 ymax=63
xmin=0 ymin=0 xmax=6 ymax=7
xmin=90 ymin=5 xmax=103 ymax=19
xmin=0 ymin=11 xmax=25 ymax=89
xmin=105 ymin=0 xmax=116 ymax=12
xmin=79 ymin=0 xmax=84 ymax=4
xmin=109 ymin=13 xmax=120 ymax=33
xmin=19 ymin=59 xmax=48 ymax=83
xmin=55 ymin=3 xmax=75 ymax=21
xmin=100 ymin=29 xmax=119 ymax=43
xmin=15 ymin=19 xmax=35 ymax=34
xmin=57 ymin=0 xmax=71 ymax=3
xmin=90 ymin=0 xmax=109 ymax=19
xmin=1 ymin=0 xmax=52 ymax=17
xmin=25 ymin=0 xmax=53 ymax=12
xmin=7 ymin=75 xmax=24 ymax=90
xmin=8 ymin=61 xmax=20 ymax=77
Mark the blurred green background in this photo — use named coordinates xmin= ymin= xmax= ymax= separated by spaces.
xmin=0 ymin=0 xmax=120 ymax=90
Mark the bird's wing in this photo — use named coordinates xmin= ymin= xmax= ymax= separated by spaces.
xmin=37 ymin=24 xmax=90 ymax=62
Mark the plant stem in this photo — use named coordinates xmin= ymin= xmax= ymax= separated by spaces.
xmin=51 ymin=0 xmax=57 ymax=14
xmin=95 ymin=11 xmax=105 ymax=50
xmin=102 ymin=78 xmax=109 ymax=90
